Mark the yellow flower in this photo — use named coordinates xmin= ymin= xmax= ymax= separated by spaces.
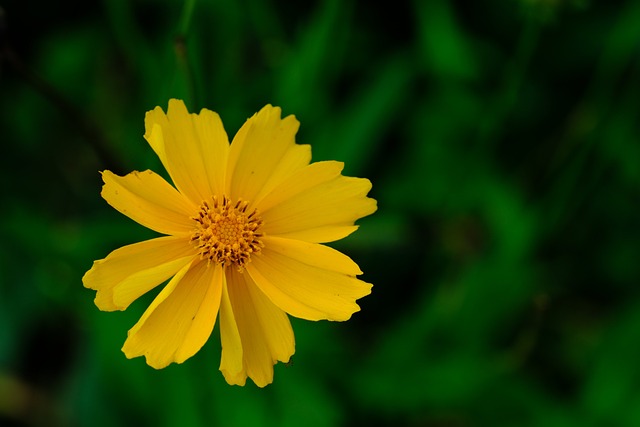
xmin=82 ymin=99 xmax=376 ymax=387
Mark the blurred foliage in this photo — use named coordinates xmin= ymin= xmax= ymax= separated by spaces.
xmin=2 ymin=0 xmax=640 ymax=426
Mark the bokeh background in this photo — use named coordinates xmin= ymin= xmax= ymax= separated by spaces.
xmin=2 ymin=0 xmax=640 ymax=425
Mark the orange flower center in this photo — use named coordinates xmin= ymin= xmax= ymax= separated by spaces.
xmin=191 ymin=196 xmax=264 ymax=271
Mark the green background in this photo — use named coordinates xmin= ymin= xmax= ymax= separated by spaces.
xmin=2 ymin=0 xmax=640 ymax=425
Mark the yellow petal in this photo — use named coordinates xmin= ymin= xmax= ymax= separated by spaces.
xmin=262 ymin=236 xmax=362 ymax=275
xmin=247 ymin=246 xmax=372 ymax=321
xmin=220 ymin=269 xmax=295 ymax=387
xmin=251 ymin=144 xmax=311 ymax=208
xmin=121 ymin=261 xmax=223 ymax=368
xmin=174 ymin=264 xmax=225 ymax=363
xmin=269 ymin=225 xmax=360 ymax=243
xmin=144 ymin=99 xmax=230 ymax=204
xmin=82 ymin=236 xmax=195 ymax=311
xmin=240 ymin=272 xmax=294 ymax=379
xmin=144 ymin=111 xmax=169 ymax=170
xmin=256 ymin=161 xmax=344 ymax=212
xmin=101 ymin=170 xmax=197 ymax=235
xmin=219 ymin=277 xmax=244 ymax=386
xmin=257 ymin=161 xmax=377 ymax=243
xmin=226 ymin=105 xmax=306 ymax=207
xmin=112 ymin=255 xmax=195 ymax=310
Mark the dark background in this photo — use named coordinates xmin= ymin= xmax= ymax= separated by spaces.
xmin=2 ymin=0 xmax=640 ymax=426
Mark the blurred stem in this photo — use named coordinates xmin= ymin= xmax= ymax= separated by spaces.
xmin=175 ymin=0 xmax=198 ymax=109
xmin=476 ymin=12 xmax=540 ymax=151
xmin=178 ymin=0 xmax=197 ymax=37
xmin=0 ymin=41 xmax=120 ymax=171
xmin=174 ymin=36 xmax=197 ymax=109
xmin=548 ymin=1 xmax=640 ymax=172
xmin=504 ymin=294 xmax=548 ymax=371
xmin=103 ymin=0 xmax=147 ymax=74
xmin=542 ymin=2 xmax=640 ymax=231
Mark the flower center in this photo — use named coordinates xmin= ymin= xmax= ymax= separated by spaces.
xmin=191 ymin=196 xmax=264 ymax=271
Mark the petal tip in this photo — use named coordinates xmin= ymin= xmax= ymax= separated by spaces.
xmin=168 ymin=98 xmax=187 ymax=110
xmin=121 ymin=340 xmax=172 ymax=370
xmin=221 ymin=369 xmax=248 ymax=386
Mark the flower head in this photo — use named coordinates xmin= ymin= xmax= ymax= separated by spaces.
xmin=82 ymin=99 xmax=376 ymax=387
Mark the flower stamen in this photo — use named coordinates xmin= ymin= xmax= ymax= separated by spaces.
xmin=191 ymin=195 xmax=264 ymax=271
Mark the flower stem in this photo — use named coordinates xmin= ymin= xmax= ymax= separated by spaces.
xmin=475 ymin=12 xmax=540 ymax=151
xmin=175 ymin=0 xmax=198 ymax=109
xmin=0 ymin=10 xmax=120 ymax=171
xmin=178 ymin=0 xmax=197 ymax=37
